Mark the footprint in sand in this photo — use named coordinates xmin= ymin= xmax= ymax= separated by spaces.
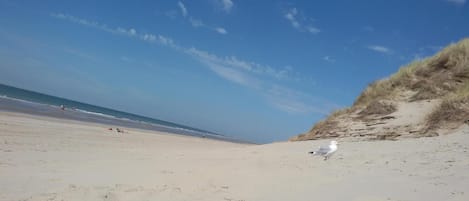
xmin=223 ymin=197 xmax=245 ymax=201
xmin=19 ymin=184 xmax=195 ymax=201
xmin=160 ymin=170 xmax=174 ymax=174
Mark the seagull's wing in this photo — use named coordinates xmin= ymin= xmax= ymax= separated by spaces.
xmin=312 ymin=145 xmax=331 ymax=155
xmin=324 ymin=146 xmax=337 ymax=156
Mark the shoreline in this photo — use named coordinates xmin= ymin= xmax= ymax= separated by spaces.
xmin=0 ymin=110 xmax=252 ymax=145
xmin=0 ymin=96 xmax=253 ymax=144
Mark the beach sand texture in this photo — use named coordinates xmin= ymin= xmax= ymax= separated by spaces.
xmin=1 ymin=111 xmax=469 ymax=201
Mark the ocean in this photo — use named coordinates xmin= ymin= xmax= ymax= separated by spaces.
xmin=0 ymin=83 xmax=248 ymax=143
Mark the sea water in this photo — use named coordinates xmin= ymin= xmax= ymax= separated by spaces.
xmin=0 ymin=83 xmax=248 ymax=143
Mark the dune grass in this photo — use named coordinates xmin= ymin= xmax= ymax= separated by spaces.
xmin=354 ymin=38 xmax=469 ymax=106
xmin=352 ymin=59 xmax=430 ymax=107
xmin=293 ymin=38 xmax=469 ymax=141
xmin=425 ymin=81 xmax=469 ymax=130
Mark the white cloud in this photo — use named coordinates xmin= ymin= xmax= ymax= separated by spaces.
xmin=284 ymin=8 xmax=320 ymax=35
xmin=447 ymin=0 xmax=466 ymax=5
xmin=185 ymin=47 xmax=330 ymax=114
xmin=306 ymin=26 xmax=321 ymax=34
xmin=157 ymin=35 xmax=174 ymax=46
xmin=215 ymin=27 xmax=227 ymax=34
xmin=203 ymin=60 xmax=258 ymax=88
xmin=187 ymin=17 xmax=226 ymax=34
xmin=323 ymin=56 xmax=335 ymax=63
xmin=143 ymin=34 xmax=157 ymax=42
xmin=187 ymin=47 xmax=330 ymax=114
xmin=51 ymin=13 xmax=66 ymax=19
xmin=51 ymin=13 xmax=334 ymax=115
xmin=129 ymin=28 xmax=137 ymax=35
xmin=189 ymin=17 xmax=204 ymax=27
xmin=51 ymin=13 xmax=105 ymax=30
xmin=117 ymin=27 xmax=137 ymax=36
xmin=185 ymin=47 xmax=262 ymax=89
xmin=219 ymin=0 xmax=234 ymax=13
xmin=117 ymin=27 xmax=126 ymax=33
xmin=184 ymin=47 xmax=291 ymax=80
xmin=177 ymin=1 xmax=188 ymax=17
xmin=285 ymin=8 xmax=300 ymax=29
xmin=52 ymin=13 xmax=177 ymax=48
xmin=265 ymin=85 xmax=332 ymax=114
xmin=141 ymin=33 xmax=175 ymax=47
xmin=367 ymin=45 xmax=392 ymax=54
xmin=172 ymin=4 xmax=226 ymax=34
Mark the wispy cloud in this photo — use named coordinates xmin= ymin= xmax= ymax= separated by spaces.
xmin=117 ymin=27 xmax=137 ymax=36
xmin=362 ymin=26 xmax=374 ymax=32
xmin=219 ymin=0 xmax=234 ymax=13
xmin=306 ymin=26 xmax=321 ymax=34
xmin=51 ymin=13 xmax=112 ymax=32
xmin=323 ymin=56 xmax=335 ymax=63
xmin=284 ymin=8 xmax=320 ymax=34
xmin=215 ymin=27 xmax=227 ymax=34
xmin=52 ymin=13 xmax=178 ymax=49
xmin=177 ymin=1 xmax=188 ymax=17
xmin=142 ymin=33 xmax=176 ymax=47
xmin=285 ymin=8 xmax=300 ymax=29
xmin=265 ymin=85 xmax=333 ymax=114
xmin=186 ymin=47 xmax=331 ymax=114
xmin=186 ymin=48 xmax=260 ymax=88
xmin=447 ymin=0 xmax=466 ymax=5
xmin=367 ymin=45 xmax=392 ymax=54
xmin=189 ymin=17 xmax=204 ymax=27
xmin=51 ymin=13 xmax=333 ymax=115
xmin=184 ymin=47 xmax=291 ymax=80
xmin=174 ymin=2 xmax=227 ymax=35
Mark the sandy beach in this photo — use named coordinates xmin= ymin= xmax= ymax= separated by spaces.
xmin=1 ymin=111 xmax=469 ymax=201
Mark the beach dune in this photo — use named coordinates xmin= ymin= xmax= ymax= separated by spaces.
xmin=1 ymin=111 xmax=469 ymax=201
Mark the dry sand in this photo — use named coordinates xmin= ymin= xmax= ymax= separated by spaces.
xmin=1 ymin=111 xmax=469 ymax=201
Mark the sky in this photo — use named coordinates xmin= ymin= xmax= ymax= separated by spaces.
xmin=0 ymin=0 xmax=468 ymax=143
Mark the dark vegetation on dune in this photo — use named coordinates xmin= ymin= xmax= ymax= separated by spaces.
xmin=291 ymin=38 xmax=469 ymax=141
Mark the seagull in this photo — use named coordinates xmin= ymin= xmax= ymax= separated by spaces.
xmin=309 ymin=140 xmax=339 ymax=160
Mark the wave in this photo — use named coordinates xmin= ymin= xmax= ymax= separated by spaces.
xmin=72 ymin=108 xmax=209 ymax=136
xmin=73 ymin=108 xmax=118 ymax=119
xmin=0 ymin=95 xmax=46 ymax=106
xmin=1 ymin=94 xmax=230 ymax=140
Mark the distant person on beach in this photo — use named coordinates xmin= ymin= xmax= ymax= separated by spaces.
xmin=60 ymin=105 xmax=65 ymax=111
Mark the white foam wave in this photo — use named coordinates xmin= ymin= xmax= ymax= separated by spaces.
xmin=74 ymin=109 xmax=117 ymax=119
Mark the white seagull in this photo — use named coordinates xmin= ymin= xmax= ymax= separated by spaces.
xmin=309 ymin=140 xmax=339 ymax=160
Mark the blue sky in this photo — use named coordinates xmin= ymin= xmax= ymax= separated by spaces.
xmin=0 ymin=0 xmax=468 ymax=143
